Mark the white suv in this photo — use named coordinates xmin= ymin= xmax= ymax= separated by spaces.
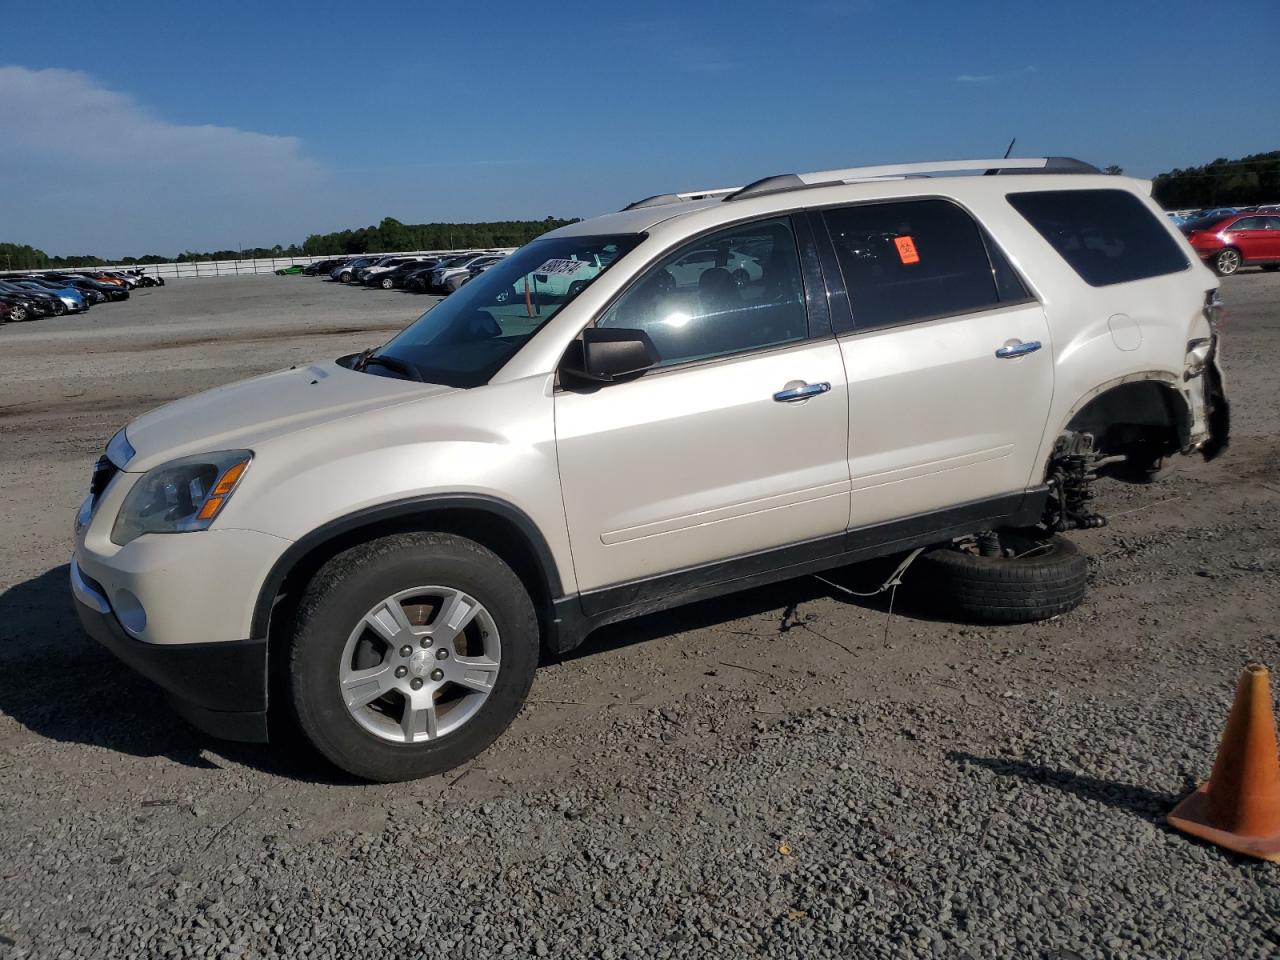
xmin=71 ymin=157 xmax=1230 ymax=781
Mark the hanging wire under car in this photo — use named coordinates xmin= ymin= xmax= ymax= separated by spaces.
xmin=813 ymin=546 xmax=926 ymax=646
xmin=813 ymin=546 xmax=926 ymax=599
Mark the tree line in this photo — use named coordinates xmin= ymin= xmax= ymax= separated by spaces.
xmin=299 ymin=216 xmax=578 ymax=256
xmin=1 ymin=216 xmax=577 ymax=270
xmin=1152 ymin=152 xmax=1280 ymax=209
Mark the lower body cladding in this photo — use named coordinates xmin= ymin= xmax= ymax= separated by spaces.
xmin=71 ymin=526 xmax=290 ymax=742
xmin=73 ymin=561 xmax=268 ymax=740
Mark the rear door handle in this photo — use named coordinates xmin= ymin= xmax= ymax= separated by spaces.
xmin=995 ymin=339 xmax=1042 ymax=359
xmin=773 ymin=381 xmax=831 ymax=403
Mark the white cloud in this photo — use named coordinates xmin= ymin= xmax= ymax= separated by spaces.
xmin=953 ymin=65 xmax=1039 ymax=84
xmin=0 ymin=66 xmax=335 ymax=256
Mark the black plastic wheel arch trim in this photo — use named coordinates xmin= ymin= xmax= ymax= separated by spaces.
xmin=250 ymin=494 xmax=566 ymax=641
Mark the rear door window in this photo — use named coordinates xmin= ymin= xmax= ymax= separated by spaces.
xmin=821 ymin=198 xmax=1028 ymax=332
xmin=1007 ymin=189 xmax=1188 ymax=286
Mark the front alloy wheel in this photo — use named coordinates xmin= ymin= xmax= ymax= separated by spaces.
xmin=1213 ymin=248 xmax=1241 ymax=276
xmin=289 ymin=532 xmax=538 ymax=781
xmin=339 ymin=586 xmax=502 ymax=743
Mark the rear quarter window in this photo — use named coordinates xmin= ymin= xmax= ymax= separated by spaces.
xmin=1007 ymin=189 xmax=1188 ymax=287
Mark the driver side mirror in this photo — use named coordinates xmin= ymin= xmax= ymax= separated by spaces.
xmin=561 ymin=327 xmax=659 ymax=386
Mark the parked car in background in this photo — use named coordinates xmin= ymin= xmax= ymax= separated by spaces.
xmin=83 ymin=272 xmax=129 ymax=288
xmin=305 ymin=258 xmax=347 ymax=277
xmin=1182 ymin=212 xmax=1280 ymax=275
xmin=275 ymin=265 xmax=306 ymax=275
xmin=361 ymin=256 xmax=433 ymax=287
xmin=354 ymin=256 xmax=398 ymax=283
xmin=364 ymin=258 xmax=437 ymax=289
xmin=491 ymin=247 xmax=628 ymax=302
xmin=0 ymin=287 xmax=60 ymax=318
xmin=332 ymin=257 xmax=378 ymax=283
xmin=0 ymin=293 xmax=34 ymax=321
xmin=1193 ymin=207 xmax=1238 ymax=221
xmin=444 ymin=256 xmax=505 ymax=293
xmin=403 ymin=257 xmax=460 ymax=292
xmin=434 ymin=255 xmax=505 ymax=292
xmin=405 ymin=255 xmax=472 ymax=292
xmin=0 ymin=279 xmax=66 ymax=316
xmin=425 ymin=254 xmax=499 ymax=292
xmin=47 ymin=273 xmax=130 ymax=301
xmin=10 ymin=278 xmax=89 ymax=312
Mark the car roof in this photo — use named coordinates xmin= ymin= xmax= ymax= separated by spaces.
xmin=545 ymin=157 xmax=1119 ymax=240
xmin=543 ymin=197 xmax=725 ymax=238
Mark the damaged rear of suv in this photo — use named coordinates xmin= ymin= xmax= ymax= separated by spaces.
xmin=72 ymin=157 xmax=1228 ymax=781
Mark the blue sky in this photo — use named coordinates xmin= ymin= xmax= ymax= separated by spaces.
xmin=2 ymin=0 xmax=1277 ymax=257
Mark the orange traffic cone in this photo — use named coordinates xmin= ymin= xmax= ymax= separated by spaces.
xmin=1167 ymin=664 xmax=1280 ymax=861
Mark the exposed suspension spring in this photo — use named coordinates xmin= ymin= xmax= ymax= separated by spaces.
xmin=1044 ymin=432 xmax=1125 ymax=532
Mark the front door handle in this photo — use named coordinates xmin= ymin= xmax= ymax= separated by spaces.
xmin=773 ymin=381 xmax=831 ymax=403
xmin=995 ymin=339 xmax=1042 ymax=359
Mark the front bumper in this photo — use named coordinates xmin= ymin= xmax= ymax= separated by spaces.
xmin=73 ymin=560 xmax=269 ymax=741
xmin=72 ymin=479 xmax=292 ymax=742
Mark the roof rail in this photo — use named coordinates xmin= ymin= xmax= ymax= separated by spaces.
xmin=725 ymin=157 xmax=1100 ymax=201
xmin=622 ymin=187 xmax=741 ymax=211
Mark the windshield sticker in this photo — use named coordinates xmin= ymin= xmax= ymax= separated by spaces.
xmin=535 ymin=258 xmax=592 ymax=277
xmin=894 ymin=236 xmax=920 ymax=265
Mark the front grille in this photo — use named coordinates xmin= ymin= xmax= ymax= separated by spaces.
xmin=90 ymin=455 xmax=118 ymax=503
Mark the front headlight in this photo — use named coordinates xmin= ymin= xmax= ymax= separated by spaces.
xmin=111 ymin=450 xmax=252 ymax=546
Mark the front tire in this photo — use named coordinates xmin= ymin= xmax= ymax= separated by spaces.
xmin=288 ymin=533 xmax=538 ymax=782
xmin=380 ymin=277 xmax=395 ymax=289
xmin=912 ymin=531 xmax=1088 ymax=624
xmin=1212 ymin=248 xmax=1241 ymax=276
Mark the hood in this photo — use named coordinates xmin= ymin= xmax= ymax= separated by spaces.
xmin=122 ymin=360 xmax=457 ymax=471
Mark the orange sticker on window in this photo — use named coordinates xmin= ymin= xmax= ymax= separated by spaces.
xmin=894 ymin=236 xmax=920 ymax=264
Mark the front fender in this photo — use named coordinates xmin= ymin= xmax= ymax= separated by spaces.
xmin=216 ymin=374 xmax=575 ymax=594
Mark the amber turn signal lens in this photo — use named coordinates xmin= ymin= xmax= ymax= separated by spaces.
xmin=196 ymin=495 xmax=225 ymax=521
xmin=195 ymin=458 xmax=250 ymax=522
xmin=211 ymin=460 xmax=248 ymax=496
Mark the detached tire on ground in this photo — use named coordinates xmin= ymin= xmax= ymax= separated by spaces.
xmin=288 ymin=532 xmax=538 ymax=782
xmin=912 ymin=533 xmax=1088 ymax=624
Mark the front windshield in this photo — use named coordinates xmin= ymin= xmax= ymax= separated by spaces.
xmin=371 ymin=233 xmax=642 ymax=387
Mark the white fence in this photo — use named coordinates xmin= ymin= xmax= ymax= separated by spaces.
xmin=30 ymin=249 xmax=501 ymax=281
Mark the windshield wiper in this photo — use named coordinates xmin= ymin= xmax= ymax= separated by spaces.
xmin=353 ymin=349 xmax=424 ymax=382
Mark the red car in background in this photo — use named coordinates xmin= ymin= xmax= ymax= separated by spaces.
xmin=1182 ymin=212 xmax=1280 ymax=275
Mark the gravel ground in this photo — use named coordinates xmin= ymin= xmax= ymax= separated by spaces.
xmin=1 ymin=270 xmax=1278 ymax=959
